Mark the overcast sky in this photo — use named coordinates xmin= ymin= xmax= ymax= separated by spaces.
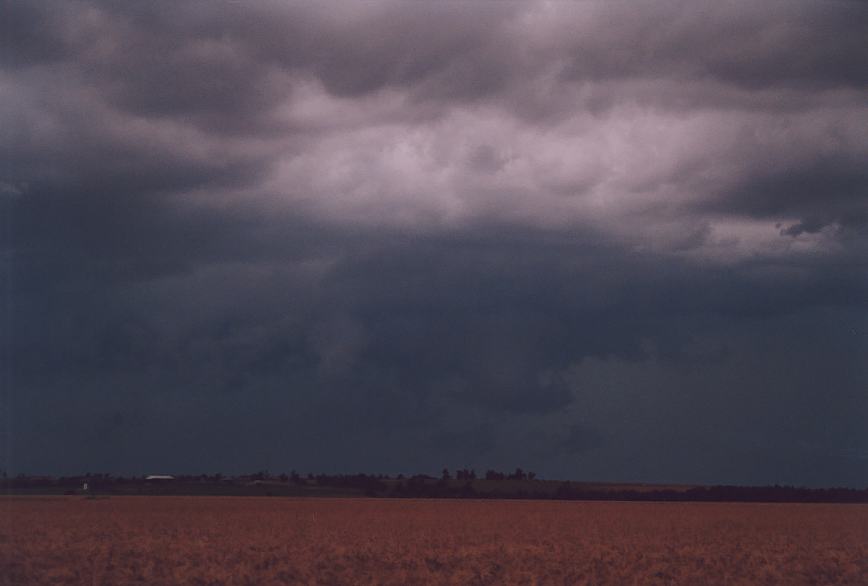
xmin=2 ymin=0 xmax=867 ymax=486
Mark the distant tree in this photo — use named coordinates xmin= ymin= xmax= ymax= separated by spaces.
xmin=442 ymin=468 xmax=451 ymax=481
xmin=455 ymin=468 xmax=477 ymax=480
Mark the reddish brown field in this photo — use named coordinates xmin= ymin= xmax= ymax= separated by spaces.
xmin=1 ymin=496 xmax=866 ymax=585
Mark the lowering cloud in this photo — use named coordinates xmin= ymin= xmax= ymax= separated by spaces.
xmin=2 ymin=0 xmax=867 ymax=486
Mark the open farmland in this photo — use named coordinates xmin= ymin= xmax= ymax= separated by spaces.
xmin=1 ymin=496 xmax=866 ymax=585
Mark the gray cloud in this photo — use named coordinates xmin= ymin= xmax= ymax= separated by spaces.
xmin=3 ymin=0 xmax=868 ymax=486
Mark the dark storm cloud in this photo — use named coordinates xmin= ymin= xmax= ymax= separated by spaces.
xmin=3 ymin=0 xmax=868 ymax=485
xmin=9 ymin=221 xmax=868 ymax=481
xmin=0 ymin=1 xmax=69 ymax=68
xmin=556 ymin=2 xmax=868 ymax=90
xmin=557 ymin=424 xmax=605 ymax=456
xmin=718 ymin=158 xmax=868 ymax=236
xmin=2 ymin=0 xmax=520 ymax=133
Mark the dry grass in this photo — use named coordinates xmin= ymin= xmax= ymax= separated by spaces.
xmin=1 ymin=496 xmax=866 ymax=585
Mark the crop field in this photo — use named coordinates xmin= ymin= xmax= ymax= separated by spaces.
xmin=1 ymin=496 xmax=866 ymax=585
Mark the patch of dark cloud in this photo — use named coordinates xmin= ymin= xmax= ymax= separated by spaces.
xmin=11 ymin=191 xmax=268 ymax=283
xmin=241 ymin=1 xmax=518 ymax=101
xmin=8 ymin=221 xmax=868 ymax=482
xmin=3 ymin=83 xmax=279 ymax=281
xmin=556 ymin=2 xmax=868 ymax=91
xmin=13 ymin=211 xmax=868 ymax=407
xmin=704 ymin=156 xmax=868 ymax=240
xmin=0 ymin=0 xmax=70 ymax=68
xmin=778 ymin=214 xmax=868 ymax=239
xmin=779 ymin=217 xmax=830 ymax=237
xmin=557 ymin=424 xmax=605 ymax=455
xmin=10 ymin=0 xmax=865 ymax=137
xmin=420 ymin=426 xmax=496 ymax=463
xmin=2 ymin=94 xmax=270 ymax=200
xmin=720 ymin=158 xmax=868 ymax=218
xmin=702 ymin=6 xmax=868 ymax=92
xmin=2 ymin=0 xmax=519 ymax=135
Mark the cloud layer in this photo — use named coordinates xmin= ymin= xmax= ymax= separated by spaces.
xmin=3 ymin=0 xmax=868 ymax=485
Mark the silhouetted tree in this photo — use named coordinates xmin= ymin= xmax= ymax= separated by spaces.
xmin=455 ymin=468 xmax=477 ymax=480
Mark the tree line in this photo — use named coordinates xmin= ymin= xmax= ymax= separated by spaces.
xmin=3 ymin=471 xmax=867 ymax=503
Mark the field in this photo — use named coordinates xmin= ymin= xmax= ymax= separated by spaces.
xmin=1 ymin=496 xmax=866 ymax=585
